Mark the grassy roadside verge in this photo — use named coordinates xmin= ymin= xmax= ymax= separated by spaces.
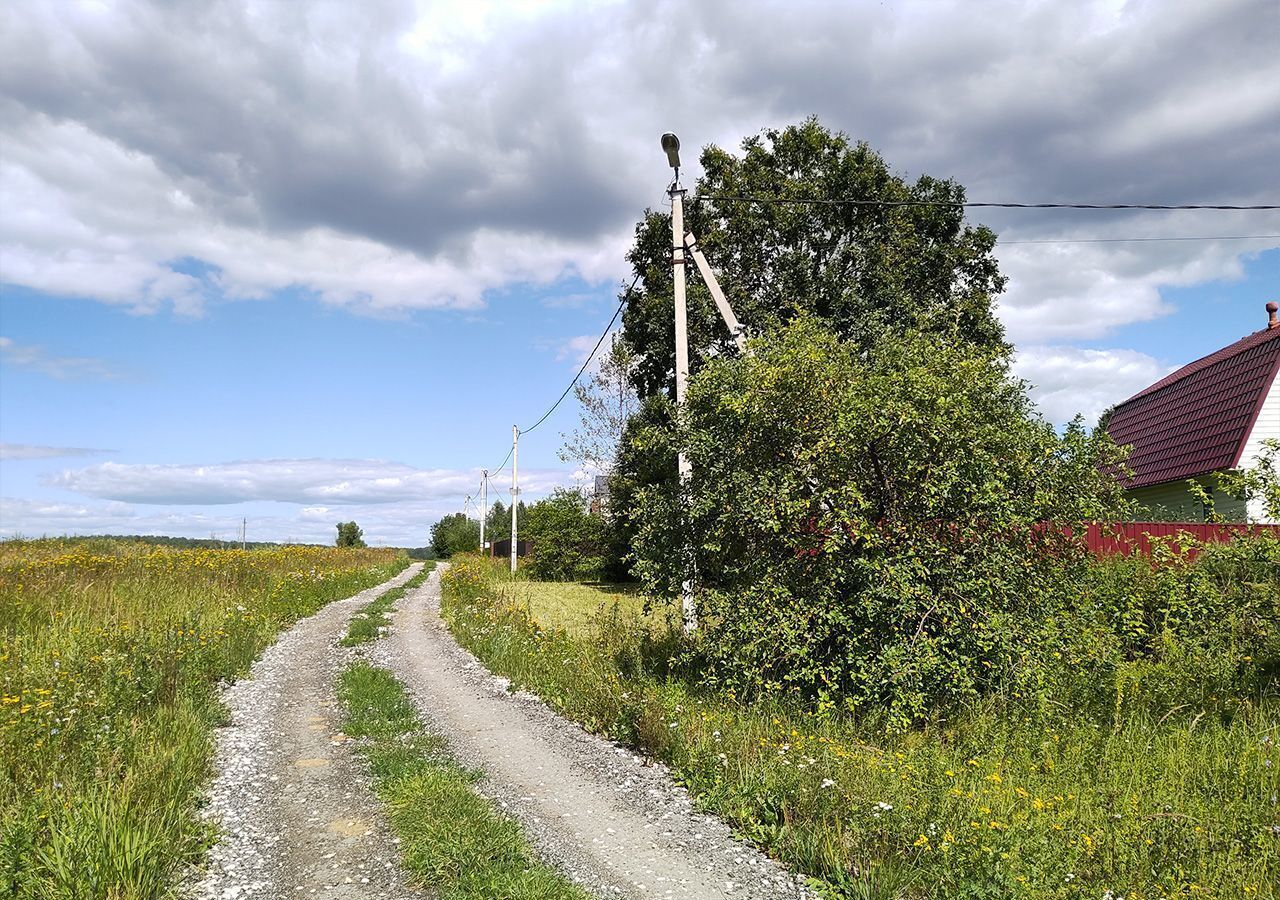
xmin=0 ymin=539 xmax=408 ymax=898
xmin=342 ymin=561 xmax=435 ymax=645
xmin=440 ymin=554 xmax=1278 ymax=900
xmin=337 ymin=661 xmax=589 ymax=900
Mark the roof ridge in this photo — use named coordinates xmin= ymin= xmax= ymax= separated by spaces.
xmin=1123 ymin=325 xmax=1280 ymax=405
xmin=1106 ymin=323 xmax=1280 ymax=490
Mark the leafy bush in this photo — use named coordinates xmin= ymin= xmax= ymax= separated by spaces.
xmin=1047 ymin=533 xmax=1280 ymax=719
xmin=633 ymin=317 xmax=1130 ymax=728
xmin=522 ymin=488 xmax=606 ymax=581
xmin=430 ymin=512 xmax=480 ymax=558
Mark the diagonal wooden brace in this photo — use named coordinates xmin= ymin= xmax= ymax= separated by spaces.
xmin=683 ymin=230 xmax=750 ymax=354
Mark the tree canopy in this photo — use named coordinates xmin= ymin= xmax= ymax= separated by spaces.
xmin=430 ymin=513 xmax=480 ymax=558
xmin=522 ymin=488 xmax=606 ymax=581
xmin=620 ymin=118 xmax=1007 ymax=400
xmin=335 ymin=521 xmax=366 ymax=548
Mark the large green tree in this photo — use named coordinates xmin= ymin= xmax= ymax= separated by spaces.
xmin=620 ymin=118 xmax=1007 ymax=400
xmin=335 ymin=521 xmax=366 ymax=548
xmin=429 ymin=513 xmax=480 ymax=558
xmin=523 ymin=488 xmax=606 ymax=581
xmin=482 ymin=500 xmax=526 ymax=547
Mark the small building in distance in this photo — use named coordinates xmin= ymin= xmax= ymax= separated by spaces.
xmin=590 ymin=475 xmax=610 ymax=516
xmin=1105 ymin=302 xmax=1280 ymax=523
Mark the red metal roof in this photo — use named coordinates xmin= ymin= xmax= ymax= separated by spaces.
xmin=1106 ymin=325 xmax=1280 ymax=489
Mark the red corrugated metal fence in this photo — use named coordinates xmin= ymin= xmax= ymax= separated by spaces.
xmin=1079 ymin=522 xmax=1280 ymax=557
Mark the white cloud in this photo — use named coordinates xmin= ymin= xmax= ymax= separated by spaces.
xmin=3 ymin=456 xmax=576 ymax=545
xmin=0 ymin=0 xmax=1274 ymax=330
xmin=994 ymin=220 xmax=1272 ymax=342
xmin=1012 ymin=345 xmax=1171 ymax=425
xmin=0 ymin=336 xmax=122 ymax=380
xmin=555 ymin=334 xmax=604 ymax=364
xmin=46 ymin=457 xmax=568 ymax=507
xmin=0 ymin=444 xmax=113 ymax=460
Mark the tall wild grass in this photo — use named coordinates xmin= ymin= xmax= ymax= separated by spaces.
xmin=0 ymin=538 xmax=405 ymax=898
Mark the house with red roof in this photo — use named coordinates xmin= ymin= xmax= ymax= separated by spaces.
xmin=1105 ymin=302 xmax=1280 ymax=523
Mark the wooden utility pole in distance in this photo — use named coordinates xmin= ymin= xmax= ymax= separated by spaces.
xmin=510 ymin=426 xmax=519 ymax=574
xmin=479 ymin=469 xmax=488 ymax=555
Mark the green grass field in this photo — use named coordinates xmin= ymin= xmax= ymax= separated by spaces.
xmin=495 ymin=579 xmax=652 ymax=636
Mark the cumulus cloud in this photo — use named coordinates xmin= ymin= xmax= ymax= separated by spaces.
xmin=1013 ymin=345 xmax=1171 ymax=426
xmin=4 ymin=455 xmax=577 ymax=545
xmin=46 ymin=457 xmax=568 ymax=507
xmin=0 ymin=0 xmax=1275 ymax=332
xmin=0 ymin=443 xmax=113 ymax=460
xmin=0 ymin=337 xmax=122 ymax=380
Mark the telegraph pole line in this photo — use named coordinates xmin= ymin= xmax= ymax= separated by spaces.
xmin=510 ymin=426 xmax=520 ymax=574
xmin=662 ymin=132 xmax=697 ymax=631
xmin=480 ymin=469 xmax=488 ymax=555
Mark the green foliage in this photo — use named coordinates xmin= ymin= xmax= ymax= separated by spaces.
xmin=336 ymin=520 xmax=367 ymax=548
xmin=430 ymin=513 xmax=481 ymax=558
xmin=522 ymin=488 xmax=606 ymax=581
xmin=441 ymin=553 xmax=1280 ymax=900
xmin=337 ymin=661 xmax=588 ymax=900
xmin=482 ymin=500 xmax=526 ymax=549
xmin=632 ymin=317 xmax=1131 ymax=728
xmin=1048 ymin=535 xmax=1280 ymax=718
xmin=620 ymin=118 xmax=1007 ymax=401
xmin=1213 ymin=437 xmax=1280 ymax=521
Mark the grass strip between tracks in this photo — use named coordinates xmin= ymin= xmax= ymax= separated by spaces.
xmin=341 ymin=562 xmax=435 ymax=646
xmin=337 ymin=660 xmax=589 ymax=900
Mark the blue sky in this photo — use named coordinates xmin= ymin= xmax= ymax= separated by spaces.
xmin=2 ymin=0 xmax=1278 ymax=545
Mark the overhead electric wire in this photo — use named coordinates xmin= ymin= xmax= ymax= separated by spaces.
xmin=692 ymin=194 xmax=1280 ymax=211
xmin=998 ymin=233 xmax=1280 ymax=245
xmin=515 ymin=273 xmax=638 ymax=436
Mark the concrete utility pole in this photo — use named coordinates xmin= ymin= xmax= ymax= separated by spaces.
xmin=510 ymin=426 xmax=519 ymax=574
xmin=662 ymin=132 xmax=697 ymax=631
xmin=480 ymin=469 xmax=488 ymax=554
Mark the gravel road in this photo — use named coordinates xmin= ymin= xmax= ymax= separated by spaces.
xmin=371 ymin=563 xmax=812 ymax=900
xmin=191 ymin=563 xmax=428 ymax=900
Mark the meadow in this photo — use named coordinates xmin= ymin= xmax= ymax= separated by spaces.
xmin=442 ymin=551 xmax=1279 ymax=900
xmin=0 ymin=537 xmax=406 ymax=898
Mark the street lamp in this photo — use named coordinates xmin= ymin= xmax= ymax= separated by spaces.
xmin=661 ymin=132 xmax=681 ymax=171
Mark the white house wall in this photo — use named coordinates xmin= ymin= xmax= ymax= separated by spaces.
xmin=1240 ymin=364 xmax=1280 ymax=523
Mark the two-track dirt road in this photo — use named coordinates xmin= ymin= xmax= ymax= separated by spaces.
xmin=195 ymin=562 xmax=810 ymax=899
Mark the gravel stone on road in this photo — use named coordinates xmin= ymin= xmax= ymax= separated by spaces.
xmin=191 ymin=563 xmax=428 ymax=900
xmin=371 ymin=563 xmax=813 ymax=900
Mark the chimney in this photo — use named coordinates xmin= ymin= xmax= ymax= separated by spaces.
xmin=1269 ymin=301 xmax=1279 ymax=330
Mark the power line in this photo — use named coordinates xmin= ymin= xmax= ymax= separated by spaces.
xmin=999 ymin=233 xmax=1280 ymax=245
xmin=516 ymin=273 xmax=638 ymax=436
xmin=693 ymin=194 xmax=1280 ymax=211
xmin=488 ymin=443 xmax=514 ymax=479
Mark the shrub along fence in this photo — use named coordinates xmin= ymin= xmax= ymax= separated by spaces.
xmin=1077 ymin=521 xmax=1280 ymax=557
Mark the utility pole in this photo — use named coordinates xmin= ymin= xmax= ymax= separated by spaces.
xmin=510 ymin=426 xmax=519 ymax=574
xmin=662 ymin=132 xmax=697 ymax=631
xmin=479 ymin=469 xmax=488 ymax=555
xmin=241 ymin=518 xmax=246 ymax=551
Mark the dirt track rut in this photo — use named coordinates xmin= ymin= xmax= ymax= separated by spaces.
xmin=193 ymin=563 xmax=427 ymax=899
xmin=373 ymin=564 xmax=810 ymax=900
